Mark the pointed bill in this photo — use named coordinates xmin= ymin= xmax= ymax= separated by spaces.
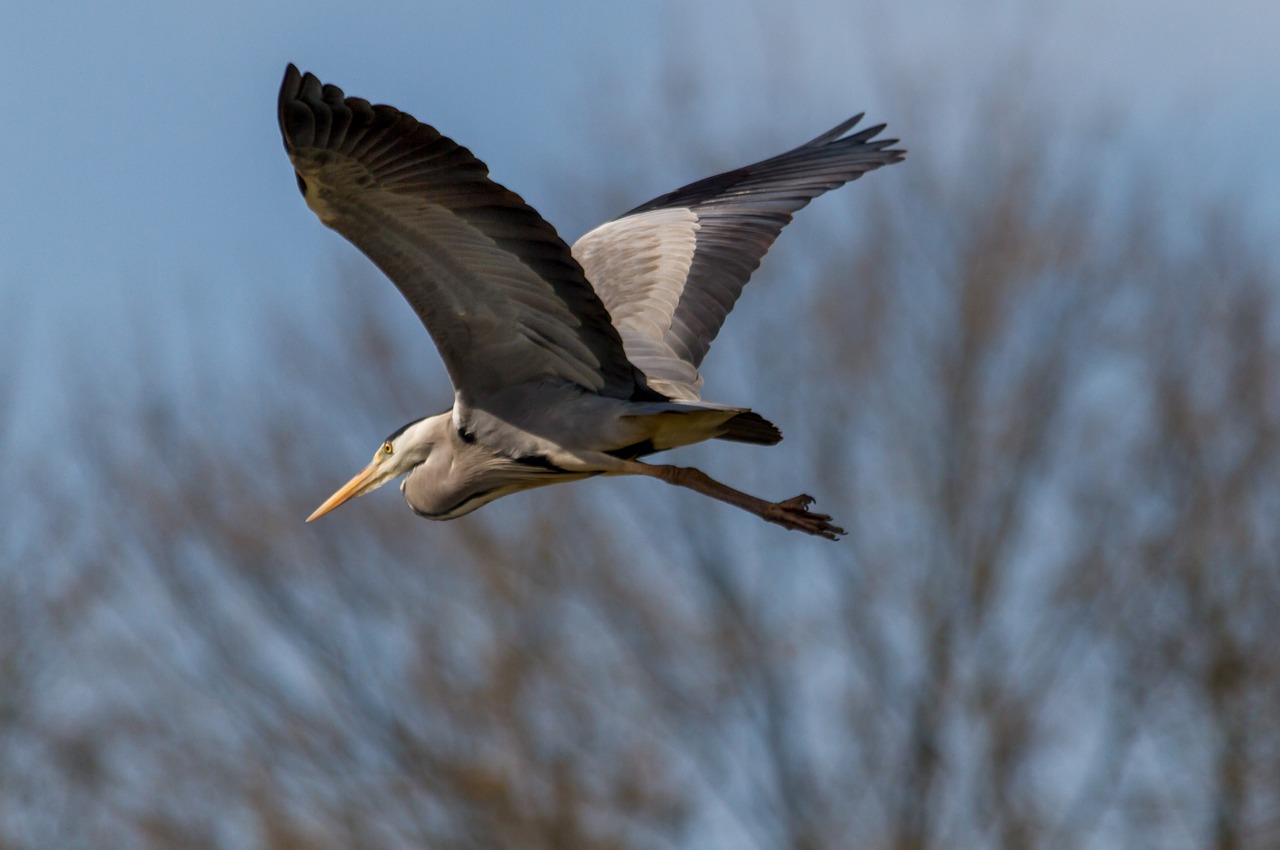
xmin=306 ymin=463 xmax=381 ymax=522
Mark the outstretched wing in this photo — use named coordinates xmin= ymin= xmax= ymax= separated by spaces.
xmin=278 ymin=65 xmax=651 ymax=406
xmin=572 ymin=115 xmax=904 ymax=399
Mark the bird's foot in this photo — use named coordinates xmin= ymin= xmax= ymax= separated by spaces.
xmin=766 ymin=494 xmax=846 ymax=541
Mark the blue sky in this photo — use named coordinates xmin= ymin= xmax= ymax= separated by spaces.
xmin=3 ymin=0 xmax=1278 ymax=446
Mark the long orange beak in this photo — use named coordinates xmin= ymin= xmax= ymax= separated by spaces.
xmin=306 ymin=462 xmax=381 ymax=522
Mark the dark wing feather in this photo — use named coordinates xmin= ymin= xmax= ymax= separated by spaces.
xmin=279 ymin=65 xmax=651 ymax=405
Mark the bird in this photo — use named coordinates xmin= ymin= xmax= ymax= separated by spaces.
xmin=279 ymin=64 xmax=903 ymax=540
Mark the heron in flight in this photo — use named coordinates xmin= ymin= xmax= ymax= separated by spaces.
xmin=280 ymin=65 xmax=903 ymax=540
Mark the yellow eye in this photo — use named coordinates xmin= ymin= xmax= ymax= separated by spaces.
xmin=381 ymin=441 xmax=394 ymax=456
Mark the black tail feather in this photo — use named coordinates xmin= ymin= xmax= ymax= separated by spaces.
xmin=716 ymin=411 xmax=782 ymax=445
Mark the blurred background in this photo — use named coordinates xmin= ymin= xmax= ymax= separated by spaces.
xmin=4 ymin=1 xmax=1280 ymax=848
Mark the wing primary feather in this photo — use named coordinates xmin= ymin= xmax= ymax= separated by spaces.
xmin=279 ymin=65 xmax=661 ymax=407
xmin=802 ymin=112 xmax=863 ymax=146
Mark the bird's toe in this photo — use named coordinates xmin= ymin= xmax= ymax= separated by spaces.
xmin=770 ymin=495 xmax=845 ymax=541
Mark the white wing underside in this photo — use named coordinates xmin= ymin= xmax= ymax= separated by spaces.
xmin=572 ymin=115 xmax=904 ymax=402
xmin=573 ymin=208 xmax=705 ymax=399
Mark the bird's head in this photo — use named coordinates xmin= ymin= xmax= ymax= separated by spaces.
xmin=306 ymin=416 xmax=440 ymax=522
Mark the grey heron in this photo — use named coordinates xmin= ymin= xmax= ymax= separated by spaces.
xmin=280 ymin=65 xmax=903 ymax=540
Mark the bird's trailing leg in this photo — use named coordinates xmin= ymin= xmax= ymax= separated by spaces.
xmin=623 ymin=461 xmax=845 ymax=541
